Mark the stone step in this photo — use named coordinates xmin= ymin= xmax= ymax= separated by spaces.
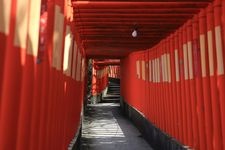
xmin=101 ymin=98 xmax=120 ymax=103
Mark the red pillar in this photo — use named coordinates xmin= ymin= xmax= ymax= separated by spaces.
xmin=187 ymin=19 xmax=200 ymax=149
xmin=182 ymin=24 xmax=193 ymax=147
xmin=214 ymin=0 xmax=225 ymax=148
xmin=192 ymin=14 xmax=207 ymax=150
xmin=174 ymin=31 xmax=183 ymax=143
xmin=167 ymin=36 xmax=175 ymax=137
xmin=16 ymin=0 xmax=42 ymax=149
xmin=0 ymin=1 xmax=26 ymax=149
xmin=199 ymin=9 xmax=213 ymax=150
xmin=178 ymin=27 xmax=188 ymax=145
xmin=206 ymin=4 xmax=224 ymax=150
xmin=169 ymin=34 xmax=179 ymax=139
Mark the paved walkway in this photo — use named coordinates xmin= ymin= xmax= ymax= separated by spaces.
xmin=81 ymin=103 xmax=154 ymax=150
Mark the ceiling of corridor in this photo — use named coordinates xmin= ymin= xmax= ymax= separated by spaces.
xmin=72 ymin=0 xmax=212 ymax=58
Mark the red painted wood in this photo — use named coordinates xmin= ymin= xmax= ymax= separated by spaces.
xmin=178 ymin=27 xmax=188 ymax=145
xmin=187 ymin=19 xmax=200 ymax=149
xmin=0 ymin=33 xmax=7 ymax=119
xmin=0 ymin=1 xmax=24 ymax=149
xmin=206 ymin=3 xmax=224 ymax=150
xmin=199 ymin=9 xmax=213 ymax=150
xmin=214 ymin=0 xmax=225 ymax=148
xmin=192 ymin=14 xmax=207 ymax=150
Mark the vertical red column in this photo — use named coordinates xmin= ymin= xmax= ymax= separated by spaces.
xmin=150 ymin=50 xmax=155 ymax=123
xmin=16 ymin=0 xmax=41 ymax=149
xmin=156 ymin=45 xmax=160 ymax=128
xmin=214 ymin=0 xmax=225 ymax=147
xmin=0 ymin=0 xmax=27 ymax=149
xmin=178 ymin=27 xmax=188 ymax=145
xmin=163 ymin=39 xmax=170 ymax=133
xmin=165 ymin=41 xmax=169 ymax=132
xmin=35 ymin=2 xmax=53 ymax=149
xmin=92 ymin=67 xmax=97 ymax=97
xmin=44 ymin=1 xmax=54 ymax=147
xmin=148 ymin=51 xmax=151 ymax=124
xmin=152 ymin=50 xmax=156 ymax=125
xmin=174 ymin=31 xmax=183 ymax=143
xmin=152 ymin=49 xmax=156 ymax=124
xmin=145 ymin=51 xmax=150 ymax=119
xmin=182 ymin=23 xmax=193 ymax=147
xmin=169 ymin=34 xmax=179 ymax=139
xmin=206 ymin=4 xmax=224 ymax=150
xmin=187 ymin=19 xmax=200 ymax=150
xmin=152 ymin=49 xmax=157 ymax=126
xmin=192 ymin=14 xmax=207 ymax=150
xmin=166 ymin=35 xmax=176 ymax=137
xmin=162 ymin=40 xmax=166 ymax=133
xmin=156 ymin=46 xmax=159 ymax=128
xmin=161 ymin=41 xmax=166 ymax=132
xmin=158 ymin=42 xmax=163 ymax=131
xmin=141 ymin=52 xmax=145 ymax=114
xmin=154 ymin=47 xmax=158 ymax=128
xmin=158 ymin=43 xmax=164 ymax=131
xmin=166 ymin=38 xmax=172 ymax=135
xmin=46 ymin=2 xmax=65 ymax=149
xmin=156 ymin=46 xmax=160 ymax=128
xmin=0 ymin=0 xmax=11 ymax=113
xmin=148 ymin=50 xmax=152 ymax=121
xmin=199 ymin=9 xmax=213 ymax=150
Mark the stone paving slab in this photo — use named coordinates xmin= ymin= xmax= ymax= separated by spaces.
xmin=81 ymin=103 xmax=154 ymax=150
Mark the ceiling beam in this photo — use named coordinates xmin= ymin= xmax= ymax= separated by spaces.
xmin=74 ymin=13 xmax=194 ymax=18
xmin=74 ymin=22 xmax=185 ymax=26
xmin=72 ymin=1 xmax=210 ymax=9
xmin=74 ymin=18 xmax=188 ymax=22
xmin=76 ymin=0 xmax=211 ymax=2
xmin=74 ymin=8 xmax=200 ymax=14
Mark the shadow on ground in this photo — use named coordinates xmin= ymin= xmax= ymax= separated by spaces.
xmin=81 ymin=103 xmax=153 ymax=150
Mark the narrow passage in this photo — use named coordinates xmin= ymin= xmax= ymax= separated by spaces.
xmin=81 ymin=103 xmax=154 ymax=150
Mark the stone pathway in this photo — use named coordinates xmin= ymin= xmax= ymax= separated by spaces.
xmin=81 ymin=103 xmax=154 ymax=150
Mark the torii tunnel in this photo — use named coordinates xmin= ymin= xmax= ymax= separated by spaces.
xmin=0 ymin=0 xmax=225 ymax=150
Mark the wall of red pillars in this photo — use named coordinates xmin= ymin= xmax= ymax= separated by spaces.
xmin=108 ymin=65 xmax=120 ymax=79
xmin=0 ymin=0 xmax=86 ymax=150
xmin=121 ymin=0 xmax=225 ymax=150
xmin=91 ymin=65 xmax=108 ymax=96
xmin=91 ymin=64 xmax=121 ymax=96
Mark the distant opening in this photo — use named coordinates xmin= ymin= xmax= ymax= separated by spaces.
xmin=85 ymin=59 xmax=121 ymax=105
xmin=81 ymin=61 xmax=153 ymax=149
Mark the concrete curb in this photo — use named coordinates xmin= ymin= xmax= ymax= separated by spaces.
xmin=120 ymin=97 xmax=188 ymax=150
